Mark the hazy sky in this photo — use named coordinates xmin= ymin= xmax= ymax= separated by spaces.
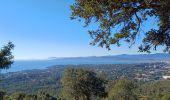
xmin=0 ymin=0 xmax=161 ymax=59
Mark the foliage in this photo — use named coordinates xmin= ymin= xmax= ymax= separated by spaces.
xmin=2 ymin=66 xmax=170 ymax=100
xmin=1 ymin=63 xmax=168 ymax=98
xmin=0 ymin=42 xmax=14 ymax=69
xmin=108 ymin=79 xmax=137 ymax=100
xmin=61 ymin=68 xmax=106 ymax=100
xmin=71 ymin=0 xmax=170 ymax=53
xmin=2 ymin=92 xmax=58 ymax=100
xmin=161 ymin=93 xmax=170 ymax=100
xmin=36 ymin=91 xmax=58 ymax=100
xmin=136 ymin=80 xmax=170 ymax=100
xmin=9 ymin=92 xmax=27 ymax=100
xmin=0 ymin=91 xmax=6 ymax=100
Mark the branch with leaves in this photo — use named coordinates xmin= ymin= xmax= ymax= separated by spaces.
xmin=0 ymin=42 xmax=14 ymax=69
xmin=71 ymin=0 xmax=170 ymax=53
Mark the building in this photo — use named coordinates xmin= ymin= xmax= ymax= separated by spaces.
xmin=163 ymin=76 xmax=170 ymax=80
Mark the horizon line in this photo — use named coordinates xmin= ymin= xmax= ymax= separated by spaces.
xmin=14 ymin=53 xmax=166 ymax=60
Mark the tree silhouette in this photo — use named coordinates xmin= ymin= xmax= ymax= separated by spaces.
xmin=71 ymin=0 xmax=170 ymax=53
xmin=0 ymin=42 xmax=14 ymax=69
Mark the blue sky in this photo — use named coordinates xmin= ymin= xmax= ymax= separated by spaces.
xmin=0 ymin=0 xmax=161 ymax=60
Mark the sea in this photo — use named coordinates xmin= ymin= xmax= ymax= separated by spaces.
xmin=1 ymin=58 xmax=155 ymax=73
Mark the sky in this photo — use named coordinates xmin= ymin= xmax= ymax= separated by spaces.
xmin=0 ymin=0 xmax=162 ymax=60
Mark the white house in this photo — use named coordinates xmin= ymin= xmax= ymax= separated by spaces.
xmin=163 ymin=76 xmax=170 ymax=80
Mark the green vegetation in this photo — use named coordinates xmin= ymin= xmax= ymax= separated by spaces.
xmin=108 ymin=79 xmax=137 ymax=100
xmin=1 ymin=91 xmax=57 ymax=100
xmin=1 ymin=63 xmax=170 ymax=100
xmin=0 ymin=42 xmax=14 ymax=99
xmin=136 ymin=80 xmax=170 ymax=100
xmin=1 ymin=0 xmax=170 ymax=100
xmin=161 ymin=93 xmax=170 ymax=100
xmin=61 ymin=68 xmax=106 ymax=100
xmin=2 ymin=66 xmax=170 ymax=100
xmin=71 ymin=0 xmax=170 ymax=53
xmin=0 ymin=42 xmax=14 ymax=69
xmin=1 ymin=63 xmax=169 ymax=95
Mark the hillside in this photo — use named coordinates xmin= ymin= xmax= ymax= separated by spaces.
xmin=1 ymin=62 xmax=169 ymax=95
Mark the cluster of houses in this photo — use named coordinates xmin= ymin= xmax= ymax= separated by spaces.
xmin=162 ymin=61 xmax=170 ymax=80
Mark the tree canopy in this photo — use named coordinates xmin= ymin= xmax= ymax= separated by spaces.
xmin=71 ymin=0 xmax=170 ymax=53
xmin=161 ymin=93 xmax=170 ymax=100
xmin=0 ymin=42 xmax=14 ymax=69
xmin=61 ymin=68 xmax=106 ymax=100
xmin=4 ymin=92 xmax=58 ymax=100
xmin=108 ymin=79 xmax=137 ymax=100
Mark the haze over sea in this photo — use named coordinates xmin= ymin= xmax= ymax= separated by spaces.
xmin=2 ymin=53 xmax=170 ymax=73
xmin=1 ymin=58 xmax=158 ymax=73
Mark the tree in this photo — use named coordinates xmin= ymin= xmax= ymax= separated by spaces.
xmin=61 ymin=68 xmax=106 ymax=100
xmin=6 ymin=92 xmax=58 ymax=100
xmin=161 ymin=93 xmax=170 ymax=100
xmin=108 ymin=79 xmax=137 ymax=100
xmin=0 ymin=42 xmax=14 ymax=100
xmin=0 ymin=42 xmax=14 ymax=69
xmin=9 ymin=92 xmax=26 ymax=100
xmin=0 ymin=91 xmax=6 ymax=100
xmin=136 ymin=80 xmax=170 ymax=100
xmin=37 ymin=91 xmax=57 ymax=100
xmin=71 ymin=0 xmax=170 ymax=53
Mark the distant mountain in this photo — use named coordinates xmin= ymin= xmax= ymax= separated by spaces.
xmin=112 ymin=53 xmax=170 ymax=60
xmin=6 ymin=53 xmax=169 ymax=73
xmin=48 ymin=57 xmax=59 ymax=60
xmin=48 ymin=53 xmax=170 ymax=61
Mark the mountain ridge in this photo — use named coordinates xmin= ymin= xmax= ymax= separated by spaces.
xmin=48 ymin=53 xmax=170 ymax=60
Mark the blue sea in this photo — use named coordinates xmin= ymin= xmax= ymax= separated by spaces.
xmin=2 ymin=58 xmax=154 ymax=73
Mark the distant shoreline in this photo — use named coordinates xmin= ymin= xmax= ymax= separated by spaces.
xmin=2 ymin=62 xmax=168 ymax=74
